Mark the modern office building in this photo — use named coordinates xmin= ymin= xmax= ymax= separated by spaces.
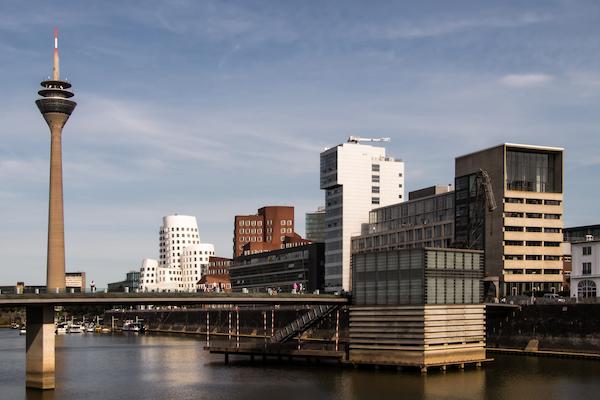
xmin=107 ymin=271 xmax=140 ymax=293
xmin=564 ymin=224 xmax=600 ymax=242
xmin=305 ymin=207 xmax=326 ymax=242
xmin=36 ymin=29 xmax=77 ymax=293
xmin=352 ymin=185 xmax=454 ymax=254
xmin=570 ymin=238 xmax=600 ymax=299
xmin=139 ymin=214 xmax=214 ymax=292
xmin=230 ymin=243 xmax=325 ymax=293
xmin=455 ymin=143 xmax=564 ymax=296
xmin=233 ymin=206 xmax=304 ymax=257
xmin=320 ymin=138 xmax=404 ymax=292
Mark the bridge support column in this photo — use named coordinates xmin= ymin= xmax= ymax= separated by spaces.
xmin=26 ymin=305 xmax=55 ymax=390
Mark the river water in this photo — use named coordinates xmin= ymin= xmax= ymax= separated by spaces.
xmin=1 ymin=329 xmax=598 ymax=400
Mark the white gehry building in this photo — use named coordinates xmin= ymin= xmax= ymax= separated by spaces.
xmin=139 ymin=214 xmax=215 ymax=292
xmin=320 ymin=138 xmax=405 ymax=293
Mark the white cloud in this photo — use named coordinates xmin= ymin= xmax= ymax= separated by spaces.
xmin=500 ymin=73 xmax=555 ymax=87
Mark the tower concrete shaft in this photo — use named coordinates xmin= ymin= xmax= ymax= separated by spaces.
xmin=36 ymin=29 xmax=76 ymax=293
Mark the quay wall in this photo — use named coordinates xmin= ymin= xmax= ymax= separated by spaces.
xmin=487 ymin=304 xmax=600 ymax=353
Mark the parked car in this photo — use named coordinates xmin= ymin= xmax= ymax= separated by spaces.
xmin=543 ymin=293 xmax=566 ymax=303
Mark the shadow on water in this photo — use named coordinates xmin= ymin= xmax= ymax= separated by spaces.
xmin=1 ymin=329 xmax=600 ymax=400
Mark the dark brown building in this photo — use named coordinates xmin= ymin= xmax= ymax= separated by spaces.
xmin=233 ymin=206 xmax=300 ymax=257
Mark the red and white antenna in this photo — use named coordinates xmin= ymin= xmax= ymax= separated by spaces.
xmin=52 ymin=27 xmax=60 ymax=80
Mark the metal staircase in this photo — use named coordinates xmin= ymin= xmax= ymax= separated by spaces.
xmin=271 ymin=304 xmax=339 ymax=343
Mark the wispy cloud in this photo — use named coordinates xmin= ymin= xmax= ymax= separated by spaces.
xmin=500 ymin=73 xmax=555 ymax=87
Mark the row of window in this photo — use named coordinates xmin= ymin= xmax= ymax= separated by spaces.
xmin=238 ymin=219 xmax=293 ymax=227
xmin=505 ymin=212 xmax=561 ymax=219
xmin=505 ymin=198 xmax=561 ymax=205
xmin=504 ymin=240 xmax=561 ymax=247
xmin=505 ymin=255 xmax=561 ymax=261
xmin=504 ymin=269 xmax=561 ymax=275
xmin=161 ymin=227 xmax=198 ymax=233
xmin=505 ymin=226 xmax=562 ymax=233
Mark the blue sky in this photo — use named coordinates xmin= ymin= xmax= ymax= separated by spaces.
xmin=1 ymin=0 xmax=599 ymax=287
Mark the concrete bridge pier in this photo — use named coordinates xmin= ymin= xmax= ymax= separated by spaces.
xmin=26 ymin=305 xmax=55 ymax=390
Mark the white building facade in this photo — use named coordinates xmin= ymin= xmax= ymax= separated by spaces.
xmin=140 ymin=214 xmax=214 ymax=292
xmin=320 ymin=139 xmax=404 ymax=292
xmin=570 ymin=238 xmax=600 ymax=299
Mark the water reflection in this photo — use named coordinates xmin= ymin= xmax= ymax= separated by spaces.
xmin=0 ymin=330 xmax=599 ymax=400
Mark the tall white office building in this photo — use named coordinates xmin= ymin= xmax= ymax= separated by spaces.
xmin=320 ymin=138 xmax=404 ymax=292
xmin=140 ymin=214 xmax=215 ymax=292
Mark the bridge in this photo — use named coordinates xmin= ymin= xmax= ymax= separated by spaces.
xmin=1 ymin=292 xmax=348 ymax=390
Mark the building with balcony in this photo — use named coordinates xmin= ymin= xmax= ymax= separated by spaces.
xmin=352 ymin=185 xmax=454 ymax=254
xmin=455 ymin=143 xmax=564 ymax=296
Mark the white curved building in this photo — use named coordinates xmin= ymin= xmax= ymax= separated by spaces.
xmin=139 ymin=258 xmax=159 ymax=292
xmin=140 ymin=214 xmax=215 ymax=292
xmin=181 ymin=243 xmax=215 ymax=291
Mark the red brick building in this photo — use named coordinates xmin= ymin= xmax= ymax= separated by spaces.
xmin=196 ymin=256 xmax=232 ymax=292
xmin=233 ymin=206 xmax=307 ymax=257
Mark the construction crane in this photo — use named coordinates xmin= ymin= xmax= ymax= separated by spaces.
xmin=347 ymin=136 xmax=391 ymax=144
xmin=466 ymin=168 xmax=497 ymax=249
xmin=477 ymin=169 xmax=497 ymax=212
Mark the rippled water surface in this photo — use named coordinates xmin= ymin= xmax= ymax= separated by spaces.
xmin=1 ymin=329 xmax=599 ymax=400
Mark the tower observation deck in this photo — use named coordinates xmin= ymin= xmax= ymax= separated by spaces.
xmin=35 ymin=29 xmax=77 ymax=293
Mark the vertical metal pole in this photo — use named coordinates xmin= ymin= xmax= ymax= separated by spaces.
xmin=228 ymin=311 xmax=232 ymax=342
xmin=206 ymin=311 xmax=210 ymax=348
xmin=263 ymin=311 xmax=267 ymax=349
xmin=335 ymin=309 xmax=340 ymax=352
xmin=236 ymin=309 xmax=240 ymax=349
xmin=271 ymin=309 xmax=275 ymax=337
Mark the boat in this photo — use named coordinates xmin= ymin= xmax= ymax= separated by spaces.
xmin=55 ymin=322 xmax=68 ymax=335
xmin=10 ymin=322 xmax=20 ymax=329
xmin=85 ymin=323 xmax=95 ymax=333
xmin=19 ymin=325 xmax=26 ymax=335
xmin=68 ymin=323 xmax=84 ymax=334
xmin=121 ymin=321 xmax=145 ymax=333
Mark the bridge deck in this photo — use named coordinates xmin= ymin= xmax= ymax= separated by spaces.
xmin=0 ymin=293 xmax=349 ymax=307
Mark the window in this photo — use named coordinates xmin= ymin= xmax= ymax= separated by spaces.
xmin=526 ymin=227 xmax=542 ymax=232
xmin=505 ymin=212 xmax=524 ymax=218
xmin=544 ymin=255 xmax=561 ymax=261
xmin=506 ymin=198 xmax=524 ymax=204
xmin=544 ymin=241 xmax=561 ymax=247
xmin=544 ymin=214 xmax=561 ymax=220
xmin=578 ymin=280 xmax=596 ymax=298
xmin=505 ymin=255 xmax=523 ymax=260
xmin=545 ymin=200 xmax=561 ymax=206
xmin=372 ymin=186 xmax=380 ymax=194
xmin=526 ymin=199 xmax=543 ymax=205
xmin=505 ymin=240 xmax=523 ymax=246
xmin=526 ymin=213 xmax=543 ymax=219
xmin=526 ymin=241 xmax=542 ymax=246
xmin=505 ymin=226 xmax=523 ymax=232
xmin=372 ymin=164 xmax=380 ymax=172
xmin=372 ymin=175 xmax=380 ymax=183
xmin=545 ymin=227 xmax=561 ymax=233
xmin=371 ymin=197 xmax=380 ymax=205
xmin=583 ymin=262 xmax=592 ymax=275
xmin=583 ymin=247 xmax=592 ymax=256
xmin=526 ymin=255 xmax=542 ymax=260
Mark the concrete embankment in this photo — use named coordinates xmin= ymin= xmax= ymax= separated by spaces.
xmin=487 ymin=304 xmax=600 ymax=356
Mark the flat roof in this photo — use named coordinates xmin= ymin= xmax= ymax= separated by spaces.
xmin=456 ymin=143 xmax=564 ymax=160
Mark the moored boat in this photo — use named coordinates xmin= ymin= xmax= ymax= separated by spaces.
xmin=121 ymin=321 xmax=145 ymax=333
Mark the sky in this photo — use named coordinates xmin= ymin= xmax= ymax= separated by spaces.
xmin=1 ymin=0 xmax=599 ymax=287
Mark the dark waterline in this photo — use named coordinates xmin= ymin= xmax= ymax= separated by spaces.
xmin=1 ymin=329 xmax=599 ymax=400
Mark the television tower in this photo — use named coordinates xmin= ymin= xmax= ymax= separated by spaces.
xmin=35 ymin=29 xmax=77 ymax=292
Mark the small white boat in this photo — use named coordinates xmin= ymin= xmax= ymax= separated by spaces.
xmin=121 ymin=321 xmax=145 ymax=333
xmin=55 ymin=322 xmax=68 ymax=335
xmin=85 ymin=323 xmax=95 ymax=333
xmin=68 ymin=324 xmax=84 ymax=334
xmin=19 ymin=325 xmax=26 ymax=335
